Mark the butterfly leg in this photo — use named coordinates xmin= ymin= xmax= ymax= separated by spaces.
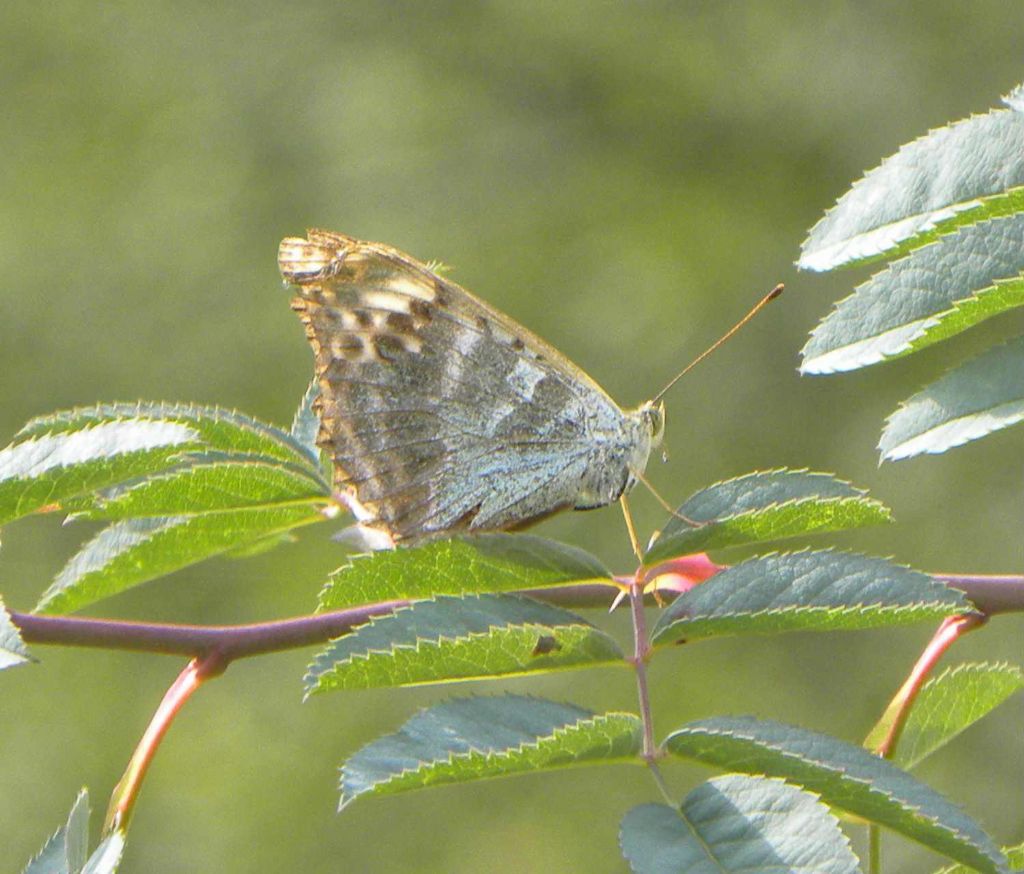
xmin=619 ymin=495 xmax=643 ymax=562
xmin=616 ymin=497 xmax=669 ymax=610
xmin=605 ymin=496 xmax=644 ymax=614
xmin=622 ymin=493 xmax=678 ymax=608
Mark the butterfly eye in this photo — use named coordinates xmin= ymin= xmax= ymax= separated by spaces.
xmin=645 ymin=401 xmax=666 ymax=446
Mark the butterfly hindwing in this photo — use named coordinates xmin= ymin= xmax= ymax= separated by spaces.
xmin=281 ymin=230 xmax=650 ymax=546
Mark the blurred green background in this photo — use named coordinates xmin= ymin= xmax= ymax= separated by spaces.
xmin=1 ymin=3 xmax=1021 ymax=871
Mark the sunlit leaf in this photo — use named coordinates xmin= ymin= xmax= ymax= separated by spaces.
xmin=799 ymin=102 xmax=1024 ymax=272
xmin=23 ymin=788 xmax=89 ymax=874
xmin=0 ymin=419 xmax=201 ymax=526
xmin=803 ymin=214 xmax=1024 ymax=374
xmin=81 ymin=832 xmax=124 ymax=874
xmin=619 ymin=775 xmax=859 ymax=874
xmin=645 ymin=470 xmax=890 ymax=563
xmin=68 ymin=452 xmax=329 ymax=519
xmin=665 ymin=717 xmax=1010 ymax=874
xmin=935 ymin=841 xmax=1024 ymax=874
xmin=289 ymin=378 xmax=324 ymax=469
xmin=16 ymin=402 xmax=312 ymax=465
xmin=0 ymin=595 xmax=31 ymax=670
xmin=1 ymin=402 xmax=324 ymax=526
xmin=651 ymin=551 xmax=968 ymax=645
xmin=339 ymin=696 xmax=641 ymax=809
xmin=879 ymin=336 xmax=1024 ymax=460
xmin=318 ymin=533 xmax=613 ymax=611
xmin=36 ymin=505 xmax=323 ymax=613
xmin=865 ymin=663 xmax=1024 ymax=770
xmin=305 ymin=593 xmax=623 ymax=693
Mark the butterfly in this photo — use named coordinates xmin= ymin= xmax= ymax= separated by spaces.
xmin=279 ymin=229 xmax=665 ymax=551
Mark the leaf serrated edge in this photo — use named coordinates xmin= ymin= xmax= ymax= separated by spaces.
xmin=802 ymin=222 xmax=1024 ymax=374
xmin=655 ymin=600 xmax=966 ymax=644
xmin=666 ymin=722 xmax=1005 ymax=869
xmin=339 ymin=700 xmax=640 ymax=808
xmin=288 ymin=378 xmax=325 ymax=469
xmin=0 ymin=594 xmax=32 ymax=667
xmin=794 ymin=111 xmax=1019 ymax=270
xmin=669 ymin=468 xmax=881 ymax=529
xmin=647 ymin=495 xmax=892 ymax=564
xmin=80 ymin=452 xmax=330 ymax=515
xmin=317 ymin=535 xmax=613 ymax=611
xmin=15 ymin=401 xmax=314 ymax=466
xmin=800 ymin=246 xmax=945 ymax=372
xmin=799 ymin=108 xmax=1024 ymax=272
xmin=306 ymin=605 xmax=613 ymax=693
xmin=842 ymin=186 xmax=1024 ymax=272
xmin=37 ymin=504 xmax=324 ymax=613
xmin=878 ymin=336 xmax=1024 ymax=461
xmin=686 ymin=467 xmax=871 ymax=499
xmin=17 ymin=401 xmax=249 ymax=438
xmin=688 ymin=493 xmax=889 ymax=528
xmin=933 ymin=660 xmax=1024 ymax=682
xmin=650 ymin=470 xmax=885 ymax=550
xmin=652 ymin=548 xmax=968 ymax=641
xmin=903 ymin=270 xmax=1024 ymax=356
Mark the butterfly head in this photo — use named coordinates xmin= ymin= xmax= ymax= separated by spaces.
xmin=619 ymin=399 xmax=666 ymax=490
xmin=637 ymin=399 xmax=666 ymax=448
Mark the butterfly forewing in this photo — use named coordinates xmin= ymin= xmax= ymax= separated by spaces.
xmin=280 ymin=230 xmax=651 ymax=547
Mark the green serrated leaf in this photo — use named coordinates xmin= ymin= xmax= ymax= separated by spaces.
xmin=318 ymin=533 xmax=613 ymax=611
xmin=64 ymin=790 xmax=89 ymax=874
xmin=799 ymin=102 xmax=1024 ymax=272
xmin=665 ymin=716 xmax=1010 ymax=874
xmin=1005 ymin=84 xmax=1024 ymax=113
xmin=1 ymin=402 xmax=325 ymax=525
xmin=1 ymin=594 xmax=31 ymax=670
xmin=619 ymin=775 xmax=859 ymax=874
xmin=22 ymin=828 xmax=67 ymax=874
xmin=24 ymin=788 xmax=90 ymax=874
xmin=81 ymin=832 xmax=124 ymax=874
xmin=306 ymin=593 xmax=623 ymax=693
xmin=16 ymin=402 xmax=312 ymax=466
xmin=866 ymin=663 xmax=1024 ymax=770
xmin=802 ymin=214 xmax=1024 ymax=374
xmin=880 ymin=336 xmax=1024 ymax=460
xmin=651 ymin=551 xmax=968 ymax=645
xmin=289 ymin=379 xmax=324 ymax=470
xmin=0 ymin=419 xmax=202 ymax=526
xmin=36 ymin=505 xmax=323 ymax=613
xmin=645 ymin=470 xmax=890 ymax=563
xmin=339 ymin=696 xmax=641 ymax=809
xmin=68 ymin=452 xmax=329 ymax=520
xmin=935 ymin=841 xmax=1024 ymax=874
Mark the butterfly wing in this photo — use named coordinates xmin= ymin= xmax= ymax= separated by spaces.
xmin=280 ymin=230 xmax=636 ymax=546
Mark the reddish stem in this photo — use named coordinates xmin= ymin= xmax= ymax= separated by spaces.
xmin=933 ymin=573 xmax=1024 ymax=615
xmin=870 ymin=613 xmax=987 ymax=759
xmin=627 ymin=568 xmax=658 ymax=761
xmin=10 ymin=571 xmax=1021 ymax=661
xmin=103 ymin=650 xmax=226 ymax=834
xmin=12 ymin=600 xmax=408 ymax=658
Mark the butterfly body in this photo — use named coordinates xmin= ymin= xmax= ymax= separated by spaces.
xmin=280 ymin=229 xmax=664 ymax=549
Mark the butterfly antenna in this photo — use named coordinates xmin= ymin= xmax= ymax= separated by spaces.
xmin=651 ymin=283 xmax=783 ymax=404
